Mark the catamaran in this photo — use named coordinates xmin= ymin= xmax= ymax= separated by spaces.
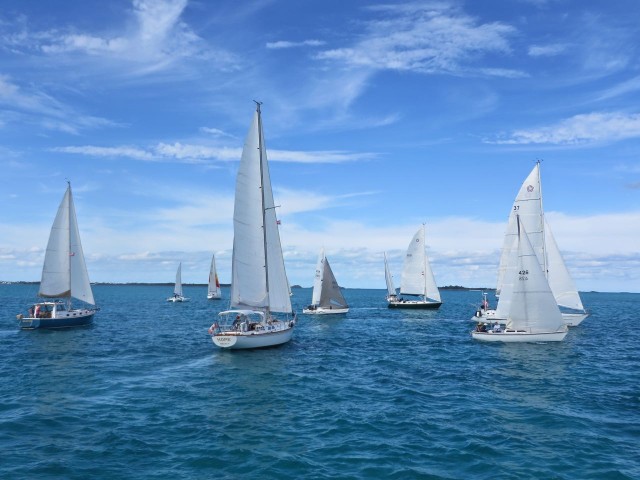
xmin=167 ymin=262 xmax=189 ymax=302
xmin=17 ymin=183 xmax=97 ymax=329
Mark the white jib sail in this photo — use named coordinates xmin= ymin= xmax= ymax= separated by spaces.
xmin=545 ymin=221 xmax=585 ymax=312
xmin=506 ymin=218 xmax=564 ymax=333
xmin=39 ymin=184 xmax=95 ymax=305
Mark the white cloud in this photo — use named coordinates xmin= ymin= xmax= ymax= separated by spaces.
xmin=0 ymin=75 xmax=116 ymax=134
xmin=54 ymin=142 xmax=376 ymax=164
xmin=488 ymin=112 xmax=640 ymax=145
xmin=315 ymin=2 xmax=521 ymax=77
xmin=266 ymin=40 xmax=326 ymax=49
xmin=528 ymin=43 xmax=567 ymax=57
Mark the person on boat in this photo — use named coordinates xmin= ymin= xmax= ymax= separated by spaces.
xmin=28 ymin=306 xmax=34 ymax=318
xmin=492 ymin=322 xmax=501 ymax=333
xmin=475 ymin=322 xmax=484 ymax=332
xmin=34 ymin=305 xmax=41 ymax=318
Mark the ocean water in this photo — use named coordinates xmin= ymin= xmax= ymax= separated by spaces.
xmin=0 ymin=284 xmax=638 ymax=480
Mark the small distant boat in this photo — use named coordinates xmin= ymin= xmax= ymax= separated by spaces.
xmin=303 ymin=248 xmax=349 ymax=315
xmin=473 ymin=161 xmax=588 ymax=326
xmin=383 ymin=252 xmax=399 ymax=303
xmin=207 ymin=254 xmax=221 ymax=300
xmin=167 ymin=262 xmax=189 ymax=302
xmin=209 ymin=102 xmax=296 ymax=349
xmin=17 ymin=182 xmax=98 ymax=329
xmin=388 ymin=225 xmax=442 ymax=309
xmin=472 ymin=216 xmax=568 ymax=342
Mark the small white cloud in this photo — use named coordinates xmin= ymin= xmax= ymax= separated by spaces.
xmin=488 ymin=112 xmax=640 ymax=145
xmin=528 ymin=43 xmax=568 ymax=57
xmin=266 ymin=39 xmax=326 ymax=49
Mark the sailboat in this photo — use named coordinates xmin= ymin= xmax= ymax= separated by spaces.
xmin=384 ymin=252 xmax=399 ymax=303
xmin=472 ymin=216 xmax=568 ymax=342
xmin=388 ymin=225 xmax=442 ymax=309
xmin=209 ymin=102 xmax=296 ymax=349
xmin=473 ymin=161 xmax=588 ymax=325
xmin=17 ymin=183 xmax=97 ymax=329
xmin=303 ymin=249 xmax=349 ymax=314
xmin=167 ymin=262 xmax=189 ymax=302
xmin=207 ymin=254 xmax=222 ymax=300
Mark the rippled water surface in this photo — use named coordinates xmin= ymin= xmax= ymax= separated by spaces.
xmin=1 ymin=284 xmax=638 ymax=479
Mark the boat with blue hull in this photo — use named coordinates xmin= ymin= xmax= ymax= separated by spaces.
xmin=17 ymin=183 xmax=97 ymax=329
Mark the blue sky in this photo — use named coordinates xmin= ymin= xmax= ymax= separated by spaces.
xmin=1 ymin=0 xmax=639 ymax=292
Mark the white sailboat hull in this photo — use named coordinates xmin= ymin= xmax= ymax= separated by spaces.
xmin=207 ymin=293 xmax=221 ymax=300
xmin=471 ymin=329 xmax=568 ymax=342
xmin=562 ymin=312 xmax=589 ymax=326
xmin=303 ymin=306 xmax=349 ymax=315
xmin=470 ymin=309 xmax=585 ymax=327
xmin=212 ymin=323 xmax=295 ymax=349
xmin=167 ymin=296 xmax=189 ymax=302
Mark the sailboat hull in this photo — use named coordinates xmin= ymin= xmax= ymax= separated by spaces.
xmin=303 ymin=306 xmax=348 ymax=315
xmin=471 ymin=330 xmax=568 ymax=342
xmin=562 ymin=312 xmax=589 ymax=327
xmin=473 ymin=311 xmax=589 ymax=327
xmin=18 ymin=310 xmax=95 ymax=330
xmin=207 ymin=293 xmax=221 ymax=300
xmin=388 ymin=300 xmax=442 ymax=309
xmin=212 ymin=325 xmax=294 ymax=349
xmin=167 ymin=296 xmax=189 ymax=302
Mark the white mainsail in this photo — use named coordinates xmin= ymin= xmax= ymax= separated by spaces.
xmin=38 ymin=184 xmax=95 ymax=306
xmin=545 ymin=221 xmax=585 ymax=312
xmin=384 ymin=252 xmax=396 ymax=297
xmin=504 ymin=218 xmax=564 ymax=334
xmin=496 ymin=163 xmax=545 ymax=296
xmin=400 ymin=225 xmax=441 ymax=302
xmin=208 ymin=254 xmax=221 ymax=298
xmin=311 ymin=249 xmax=324 ymax=306
xmin=230 ymin=107 xmax=292 ymax=314
xmin=174 ymin=263 xmax=183 ymax=297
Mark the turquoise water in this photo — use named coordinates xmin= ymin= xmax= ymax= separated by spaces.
xmin=1 ymin=284 xmax=638 ymax=479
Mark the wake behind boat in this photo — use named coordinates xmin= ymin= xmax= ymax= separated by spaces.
xmin=303 ymin=248 xmax=349 ymax=315
xmin=388 ymin=225 xmax=442 ymax=309
xmin=17 ymin=182 xmax=97 ymax=329
xmin=209 ymin=102 xmax=296 ymax=349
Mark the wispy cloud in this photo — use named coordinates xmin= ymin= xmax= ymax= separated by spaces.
xmin=596 ymin=75 xmax=640 ymax=101
xmin=266 ymin=39 xmax=326 ymax=49
xmin=53 ymin=142 xmax=377 ymax=164
xmin=488 ymin=112 xmax=640 ymax=145
xmin=528 ymin=43 xmax=568 ymax=57
xmin=0 ymin=75 xmax=116 ymax=134
xmin=4 ymin=0 xmax=238 ymax=76
xmin=315 ymin=2 xmax=521 ymax=77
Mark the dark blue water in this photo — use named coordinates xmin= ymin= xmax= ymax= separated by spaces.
xmin=1 ymin=285 xmax=638 ymax=479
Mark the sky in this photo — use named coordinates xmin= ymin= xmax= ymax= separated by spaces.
xmin=1 ymin=0 xmax=640 ymax=293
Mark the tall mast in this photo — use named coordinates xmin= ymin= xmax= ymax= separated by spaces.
xmin=422 ymin=223 xmax=427 ymax=301
xmin=255 ymin=101 xmax=270 ymax=312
